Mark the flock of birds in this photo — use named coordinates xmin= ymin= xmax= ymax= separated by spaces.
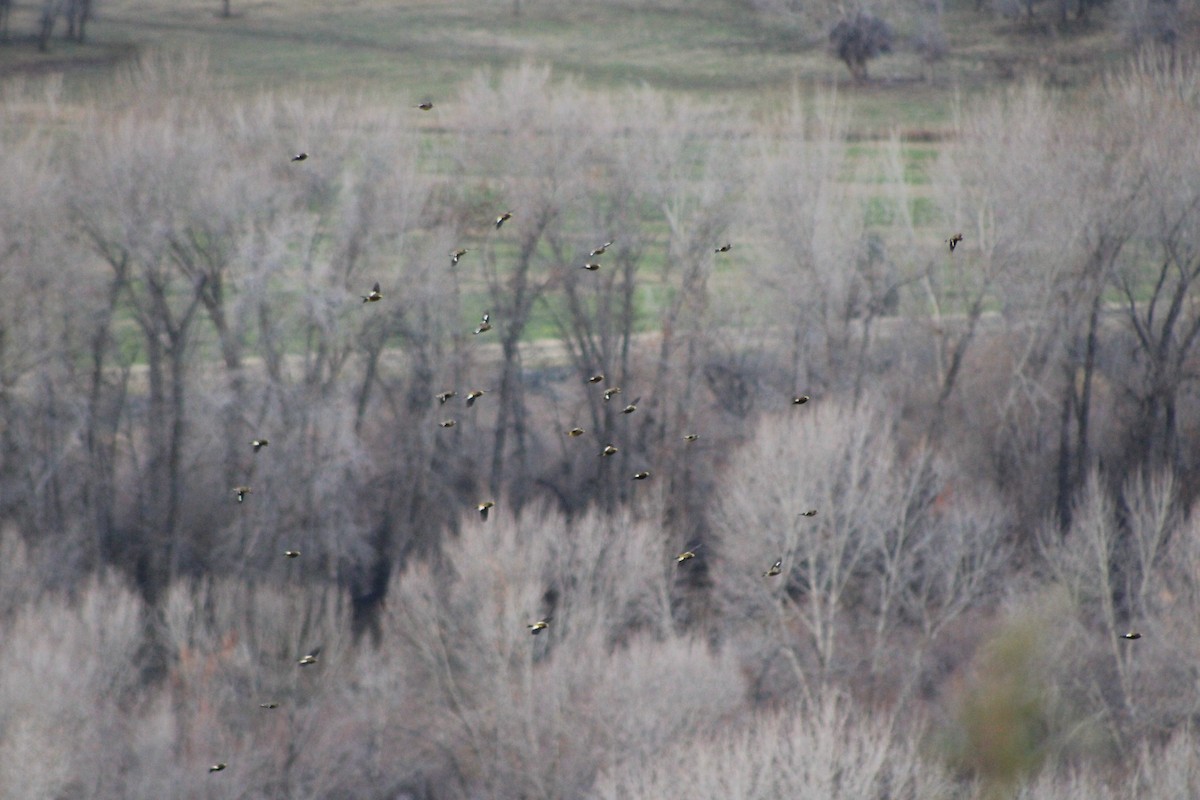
xmin=203 ymin=108 xmax=1144 ymax=773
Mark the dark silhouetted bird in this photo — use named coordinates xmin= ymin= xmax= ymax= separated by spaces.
xmin=800 ymin=509 xmax=818 ymax=517
xmin=210 ymin=763 xmax=227 ymax=773
xmin=622 ymin=397 xmax=640 ymax=414
xmin=601 ymin=444 xmax=618 ymax=457
xmin=291 ymin=152 xmax=307 ymax=162
xmin=633 ymin=471 xmax=651 ymax=480
xmin=362 ymin=282 xmax=382 ymax=303
xmin=792 ymin=395 xmax=810 ymax=405
xmin=715 ymin=243 xmax=732 ymax=253
xmin=474 ymin=312 xmax=492 ymax=335
xmin=298 ymin=647 xmax=321 ymax=666
xmin=590 ymin=241 xmax=613 ymax=256
xmin=416 ymin=101 xmax=434 ymax=111
xmin=603 ymin=387 xmax=621 ymax=401
xmin=450 ymin=248 xmax=468 ymax=266
xmin=284 ymin=550 xmax=301 ymax=559
xmin=251 ymin=438 xmax=268 ymax=452
xmin=233 ymin=486 xmax=251 ymax=503
xmin=528 ymin=618 xmax=551 ymax=635
xmin=260 ymin=702 xmax=279 ymax=709
xmin=436 ymin=391 xmax=457 ymax=404
xmin=465 ymin=390 xmax=486 ymax=407
xmin=588 ymin=374 xmax=605 ymax=384
xmin=676 ymin=544 xmax=701 ymax=564
xmin=495 ymin=212 xmax=512 ymax=229
xmin=1121 ymin=631 xmax=1142 ymax=640
xmin=582 ymin=262 xmax=601 ymax=271
xmin=439 ymin=419 xmax=456 ymax=428
xmin=567 ymin=427 xmax=585 ymax=437
xmin=947 ymin=233 xmax=963 ymax=252
xmin=477 ymin=501 xmax=495 ymax=520
xmin=683 ymin=434 xmax=699 ymax=442
xmin=764 ymin=559 xmax=783 ymax=577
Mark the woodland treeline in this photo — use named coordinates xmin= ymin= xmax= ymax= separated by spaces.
xmin=1 ymin=50 xmax=1200 ymax=798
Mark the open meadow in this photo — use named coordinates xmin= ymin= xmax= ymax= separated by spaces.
xmin=2 ymin=0 xmax=1200 ymax=797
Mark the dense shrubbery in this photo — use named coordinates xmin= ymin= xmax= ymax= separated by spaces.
xmin=1 ymin=50 xmax=1199 ymax=798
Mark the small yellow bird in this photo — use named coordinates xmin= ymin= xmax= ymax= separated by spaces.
xmin=251 ymin=438 xmax=269 ymax=452
xmin=210 ymin=763 xmax=227 ymax=773
xmin=260 ymin=702 xmax=279 ymax=709
xmin=601 ymin=445 xmax=618 ymax=457
xmin=450 ymin=248 xmax=468 ymax=266
xmin=495 ymin=212 xmax=512 ymax=229
xmin=590 ymin=241 xmax=613 ymax=256
xmin=763 ymin=559 xmax=783 ymax=577
xmin=715 ymin=243 xmax=732 ymax=253
xmin=284 ymin=550 xmax=301 ymax=559
xmin=1121 ymin=631 xmax=1142 ymax=640
xmin=362 ymin=282 xmax=382 ymax=303
xmin=567 ymin=427 xmax=585 ymax=437
xmin=477 ymin=501 xmax=495 ymax=520
xmin=465 ymin=390 xmax=486 ymax=407
xmin=232 ymin=486 xmax=251 ymax=503
xmin=622 ymin=397 xmax=640 ymax=414
xmin=603 ymin=387 xmax=622 ymax=401
xmin=528 ymin=618 xmax=551 ymax=635
xmin=676 ymin=544 xmax=701 ymax=564
xmin=632 ymin=471 xmax=651 ymax=480
xmin=682 ymin=434 xmax=699 ymax=442
xmin=946 ymin=233 xmax=963 ymax=252
xmin=298 ymin=647 xmax=321 ymax=666
xmin=800 ymin=509 xmax=818 ymax=517
xmin=439 ymin=419 xmax=457 ymax=428
xmin=291 ymin=152 xmax=307 ymax=162
xmin=416 ymin=101 xmax=434 ymax=111
xmin=792 ymin=395 xmax=810 ymax=405
xmin=474 ymin=311 xmax=492 ymax=335
xmin=436 ymin=390 xmax=457 ymax=404
xmin=588 ymin=374 xmax=605 ymax=384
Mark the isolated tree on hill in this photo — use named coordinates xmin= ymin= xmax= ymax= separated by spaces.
xmin=828 ymin=11 xmax=893 ymax=82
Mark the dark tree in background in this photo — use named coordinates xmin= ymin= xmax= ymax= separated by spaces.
xmin=828 ymin=11 xmax=894 ymax=81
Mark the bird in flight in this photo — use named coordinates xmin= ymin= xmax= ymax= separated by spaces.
xmin=465 ymin=390 xmax=486 ymax=407
xmin=1121 ymin=631 xmax=1142 ymax=640
xmin=588 ymin=374 xmax=605 ymax=384
xmin=682 ymin=433 xmax=699 ymax=442
xmin=792 ymin=395 xmax=810 ymax=405
xmin=436 ymin=390 xmax=457 ymax=404
xmin=232 ymin=486 xmax=251 ymax=503
xmin=567 ymin=427 xmax=585 ymax=437
xmin=251 ymin=438 xmax=269 ymax=452
xmin=603 ymin=387 xmax=622 ymax=401
xmin=362 ymin=282 xmax=382 ymax=303
xmin=946 ymin=233 xmax=963 ymax=252
xmin=632 ymin=471 xmax=651 ymax=481
xmin=715 ymin=243 xmax=732 ymax=253
xmin=763 ymin=559 xmax=783 ymax=577
xmin=622 ymin=397 xmax=640 ymax=414
xmin=528 ymin=618 xmax=551 ymax=635
xmin=298 ymin=647 xmax=321 ymax=666
xmin=284 ymin=550 xmax=301 ymax=559
xmin=439 ymin=420 xmax=457 ymax=428
xmin=291 ymin=152 xmax=307 ymax=162
xmin=590 ymin=241 xmax=613 ymax=256
xmin=209 ymin=763 xmax=227 ymax=773
xmin=800 ymin=509 xmax=818 ymax=517
xmin=495 ymin=212 xmax=512 ymax=229
xmin=474 ymin=312 xmax=492 ymax=335
xmin=676 ymin=544 xmax=701 ymax=564
xmin=477 ymin=501 xmax=495 ymax=520
xmin=259 ymin=702 xmax=279 ymax=709
xmin=581 ymin=262 xmax=601 ymax=271
xmin=450 ymin=248 xmax=468 ymax=266
xmin=601 ymin=444 xmax=619 ymax=457
xmin=415 ymin=101 xmax=434 ymax=111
